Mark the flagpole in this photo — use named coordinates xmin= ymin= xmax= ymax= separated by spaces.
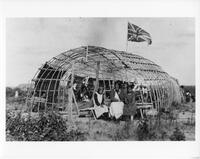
xmin=126 ymin=21 xmax=128 ymax=52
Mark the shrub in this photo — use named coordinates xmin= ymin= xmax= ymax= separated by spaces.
xmin=6 ymin=87 xmax=15 ymax=97
xmin=6 ymin=111 xmax=86 ymax=141
xmin=136 ymin=119 xmax=150 ymax=141
xmin=112 ymin=128 xmax=124 ymax=141
xmin=169 ymin=127 xmax=185 ymax=141
xmin=135 ymin=119 xmax=160 ymax=141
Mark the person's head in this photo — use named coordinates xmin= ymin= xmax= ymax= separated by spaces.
xmin=123 ymin=82 xmax=128 ymax=89
xmin=111 ymin=84 xmax=114 ymax=89
xmin=127 ymin=86 xmax=132 ymax=93
xmin=98 ymin=86 xmax=104 ymax=94
xmin=41 ymin=92 xmax=46 ymax=98
xmin=115 ymin=83 xmax=119 ymax=91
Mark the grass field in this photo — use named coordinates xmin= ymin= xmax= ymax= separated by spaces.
xmin=6 ymin=97 xmax=195 ymax=141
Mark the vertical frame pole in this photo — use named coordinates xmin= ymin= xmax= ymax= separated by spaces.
xmin=92 ymin=61 xmax=100 ymax=97
xmin=68 ymin=62 xmax=75 ymax=122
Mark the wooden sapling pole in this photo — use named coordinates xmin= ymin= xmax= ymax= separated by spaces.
xmin=152 ymin=86 xmax=158 ymax=111
xmin=92 ymin=61 xmax=100 ymax=98
xmin=168 ymin=80 xmax=173 ymax=107
xmin=159 ymin=82 xmax=164 ymax=108
xmin=109 ymin=80 xmax=111 ymax=90
xmin=157 ymin=84 xmax=162 ymax=110
xmin=149 ymin=86 xmax=153 ymax=105
xmin=102 ymin=74 xmax=107 ymax=100
xmin=63 ymin=87 xmax=66 ymax=111
xmin=62 ymin=73 xmax=70 ymax=111
xmin=68 ymin=88 xmax=73 ymax=122
xmin=72 ymin=89 xmax=79 ymax=115
xmin=112 ymin=68 xmax=116 ymax=82
xmin=155 ymin=84 xmax=160 ymax=112
xmin=68 ymin=62 xmax=75 ymax=122
xmin=140 ymin=86 xmax=144 ymax=119
xmin=165 ymin=81 xmax=170 ymax=108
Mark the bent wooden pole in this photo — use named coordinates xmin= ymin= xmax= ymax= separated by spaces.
xmin=68 ymin=62 xmax=75 ymax=122
xmin=92 ymin=61 xmax=100 ymax=98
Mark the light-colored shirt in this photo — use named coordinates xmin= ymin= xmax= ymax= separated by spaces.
xmin=114 ymin=91 xmax=120 ymax=101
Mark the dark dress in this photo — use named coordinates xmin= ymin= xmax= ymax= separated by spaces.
xmin=94 ymin=92 xmax=104 ymax=106
xmin=119 ymin=88 xmax=127 ymax=103
xmin=123 ymin=91 xmax=136 ymax=115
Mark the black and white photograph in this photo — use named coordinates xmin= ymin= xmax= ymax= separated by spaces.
xmin=5 ymin=17 xmax=195 ymax=141
xmin=1 ymin=0 xmax=200 ymax=158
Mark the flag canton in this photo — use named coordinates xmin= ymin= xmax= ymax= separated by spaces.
xmin=128 ymin=22 xmax=152 ymax=45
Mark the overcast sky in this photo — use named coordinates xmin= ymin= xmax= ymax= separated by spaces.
xmin=6 ymin=18 xmax=195 ymax=87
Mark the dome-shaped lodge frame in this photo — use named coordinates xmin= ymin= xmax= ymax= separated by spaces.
xmin=26 ymin=46 xmax=182 ymax=116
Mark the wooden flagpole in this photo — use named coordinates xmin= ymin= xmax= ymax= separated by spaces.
xmin=126 ymin=21 xmax=129 ymax=52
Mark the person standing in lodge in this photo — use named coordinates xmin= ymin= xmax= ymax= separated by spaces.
xmin=93 ymin=86 xmax=109 ymax=119
xmin=142 ymin=86 xmax=148 ymax=102
xmin=123 ymin=86 xmax=136 ymax=121
xmin=120 ymin=82 xmax=128 ymax=103
xmin=110 ymin=83 xmax=124 ymax=120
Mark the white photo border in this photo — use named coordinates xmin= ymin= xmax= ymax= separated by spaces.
xmin=0 ymin=0 xmax=200 ymax=159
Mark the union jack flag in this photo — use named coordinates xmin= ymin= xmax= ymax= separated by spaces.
xmin=128 ymin=22 xmax=152 ymax=45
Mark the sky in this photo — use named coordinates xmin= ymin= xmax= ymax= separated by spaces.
xmin=6 ymin=18 xmax=195 ymax=87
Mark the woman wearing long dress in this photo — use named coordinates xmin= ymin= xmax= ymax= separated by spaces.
xmin=110 ymin=83 xmax=124 ymax=119
xmin=123 ymin=86 xmax=137 ymax=121
xmin=93 ymin=87 xmax=109 ymax=119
